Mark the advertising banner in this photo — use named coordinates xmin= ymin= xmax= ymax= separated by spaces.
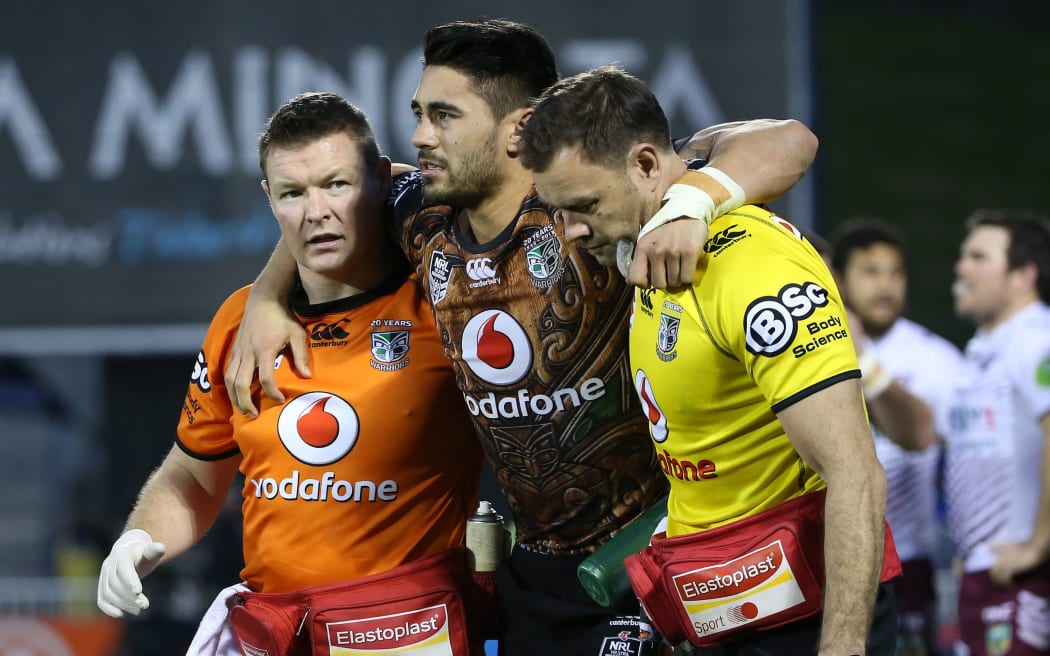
xmin=0 ymin=0 xmax=811 ymax=352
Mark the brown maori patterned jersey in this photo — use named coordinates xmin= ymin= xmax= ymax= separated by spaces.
xmin=389 ymin=172 xmax=668 ymax=555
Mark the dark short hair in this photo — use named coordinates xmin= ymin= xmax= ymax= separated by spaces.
xmin=829 ymin=218 xmax=907 ymax=274
xmin=966 ymin=208 xmax=1050 ymax=303
xmin=422 ymin=18 xmax=558 ymax=120
xmin=258 ymin=92 xmax=380 ymax=177
xmin=519 ymin=66 xmax=673 ymax=173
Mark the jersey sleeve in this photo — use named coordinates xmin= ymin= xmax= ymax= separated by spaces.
xmin=914 ymin=335 xmax=966 ymax=426
xmin=704 ymin=210 xmax=859 ymax=412
xmin=388 ymin=171 xmax=425 ymax=262
xmin=175 ymin=286 xmax=250 ymax=459
xmin=1004 ymin=325 xmax=1050 ymax=421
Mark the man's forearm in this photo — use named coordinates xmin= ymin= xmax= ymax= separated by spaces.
xmin=249 ymin=239 xmax=298 ymax=303
xmin=867 ymin=383 xmax=938 ymax=451
xmin=680 ymin=119 xmax=818 ymax=204
xmin=1031 ymin=414 xmax=1050 ymax=558
xmin=819 ymin=474 xmax=886 ymax=655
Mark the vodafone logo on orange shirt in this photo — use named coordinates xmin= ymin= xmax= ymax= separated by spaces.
xmin=253 ymin=393 xmax=397 ymax=503
xmin=326 ymin=604 xmax=451 ymax=652
xmin=277 ymin=392 xmax=359 ymax=466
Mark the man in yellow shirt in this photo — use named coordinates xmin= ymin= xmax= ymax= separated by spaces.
xmin=520 ymin=66 xmax=900 ymax=655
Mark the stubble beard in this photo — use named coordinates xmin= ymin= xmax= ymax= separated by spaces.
xmin=421 ymin=136 xmax=503 ymax=210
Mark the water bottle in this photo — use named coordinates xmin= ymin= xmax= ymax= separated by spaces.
xmin=466 ymin=500 xmax=507 ymax=572
xmin=577 ymin=496 xmax=668 ymax=606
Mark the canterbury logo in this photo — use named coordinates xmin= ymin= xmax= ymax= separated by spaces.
xmin=311 ymin=319 xmax=350 ymax=341
xmin=640 ymin=287 xmax=655 ymax=311
xmin=466 ymin=258 xmax=497 ymax=281
xmin=704 ymin=225 xmax=748 ymax=253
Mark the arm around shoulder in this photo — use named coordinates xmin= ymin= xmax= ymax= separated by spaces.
xmin=225 ymin=238 xmax=310 ymax=417
xmin=680 ymin=118 xmax=818 ymax=204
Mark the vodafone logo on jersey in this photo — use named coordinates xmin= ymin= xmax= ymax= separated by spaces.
xmin=461 ymin=310 xmax=532 ymax=385
xmin=277 ymin=392 xmax=360 ymax=466
xmin=634 ymin=369 xmax=668 ymax=443
xmin=771 ymin=214 xmax=802 ymax=240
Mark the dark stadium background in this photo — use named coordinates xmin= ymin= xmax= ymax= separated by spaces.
xmin=0 ymin=1 xmax=1047 ymax=653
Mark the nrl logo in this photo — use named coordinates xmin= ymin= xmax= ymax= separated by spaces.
xmin=429 ymin=251 xmax=451 ymax=304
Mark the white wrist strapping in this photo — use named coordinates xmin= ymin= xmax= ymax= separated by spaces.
xmin=636 ymin=166 xmax=746 ymax=242
xmin=699 ymin=166 xmax=748 ymax=216
xmin=857 ymin=349 xmax=894 ymax=400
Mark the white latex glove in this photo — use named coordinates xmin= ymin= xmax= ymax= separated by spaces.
xmin=96 ymin=529 xmax=167 ymax=617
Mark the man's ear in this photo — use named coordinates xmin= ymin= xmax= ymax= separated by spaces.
xmin=261 ymin=179 xmax=274 ymax=211
xmin=376 ymin=156 xmax=393 ymax=194
xmin=629 ymin=143 xmax=662 ymax=188
xmin=1011 ymin=261 xmax=1039 ymax=295
xmin=506 ymin=106 xmax=534 ymax=155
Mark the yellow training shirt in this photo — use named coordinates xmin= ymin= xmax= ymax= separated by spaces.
xmin=629 ymin=206 xmax=860 ymax=537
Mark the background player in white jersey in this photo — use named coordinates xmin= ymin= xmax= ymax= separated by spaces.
xmin=831 ymin=219 xmax=964 ymax=656
xmin=946 ymin=209 xmax=1050 ymax=656
xmin=520 ymin=65 xmax=899 ymax=656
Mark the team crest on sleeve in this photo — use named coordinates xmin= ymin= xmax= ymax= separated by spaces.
xmin=191 ymin=350 xmax=210 ymax=392
xmin=522 ymin=224 xmax=564 ymax=287
xmin=744 ymin=282 xmax=829 ymax=357
xmin=1036 ymin=354 xmax=1050 ymax=387
xmin=428 ymin=250 xmax=451 ymax=305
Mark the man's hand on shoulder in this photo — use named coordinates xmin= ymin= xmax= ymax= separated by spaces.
xmin=224 ymin=296 xmax=311 ymax=417
xmin=628 ymin=219 xmax=709 ymax=289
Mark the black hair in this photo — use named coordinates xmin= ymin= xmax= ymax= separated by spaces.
xmin=422 ymin=18 xmax=558 ymax=120
xmin=259 ymin=92 xmax=379 ymax=177
xmin=519 ymin=65 xmax=673 ymax=173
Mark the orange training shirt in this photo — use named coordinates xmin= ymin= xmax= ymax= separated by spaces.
xmin=177 ymin=271 xmax=481 ymax=593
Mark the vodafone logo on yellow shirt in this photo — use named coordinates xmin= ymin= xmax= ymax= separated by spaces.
xmin=634 ymin=369 xmax=668 ymax=443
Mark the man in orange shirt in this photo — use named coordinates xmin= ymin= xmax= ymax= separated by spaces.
xmin=96 ymin=92 xmax=486 ymax=655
